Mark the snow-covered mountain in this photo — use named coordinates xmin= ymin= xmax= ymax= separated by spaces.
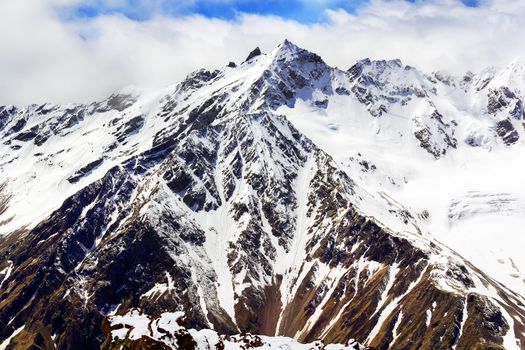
xmin=0 ymin=40 xmax=524 ymax=349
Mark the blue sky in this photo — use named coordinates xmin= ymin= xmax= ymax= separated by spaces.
xmin=70 ymin=0 xmax=479 ymax=23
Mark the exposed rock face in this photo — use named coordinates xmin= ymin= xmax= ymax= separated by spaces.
xmin=487 ymin=87 xmax=523 ymax=118
xmin=495 ymin=118 xmax=520 ymax=145
xmin=245 ymin=47 xmax=262 ymax=62
xmin=0 ymin=41 xmax=525 ymax=350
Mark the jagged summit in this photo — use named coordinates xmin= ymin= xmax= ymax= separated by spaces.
xmin=244 ymin=46 xmax=262 ymax=62
xmin=240 ymin=40 xmax=326 ymax=69
xmin=271 ymin=39 xmax=312 ymax=58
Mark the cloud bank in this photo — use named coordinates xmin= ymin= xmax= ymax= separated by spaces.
xmin=1 ymin=0 xmax=525 ymax=105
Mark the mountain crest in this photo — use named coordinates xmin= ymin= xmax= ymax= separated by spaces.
xmin=268 ymin=39 xmax=325 ymax=66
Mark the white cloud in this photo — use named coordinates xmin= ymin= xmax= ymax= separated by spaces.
xmin=1 ymin=0 xmax=525 ymax=105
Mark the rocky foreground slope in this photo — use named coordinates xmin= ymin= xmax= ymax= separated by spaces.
xmin=0 ymin=41 xmax=525 ymax=349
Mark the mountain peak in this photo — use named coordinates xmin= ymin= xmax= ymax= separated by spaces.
xmin=273 ymin=39 xmax=304 ymax=56
xmin=268 ymin=39 xmax=324 ymax=67
xmin=278 ymin=38 xmax=299 ymax=51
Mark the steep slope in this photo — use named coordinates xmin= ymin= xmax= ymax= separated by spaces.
xmin=279 ymin=52 xmax=525 ymax=297
xmin=0 ymin=41 xmax=524 ymax=350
